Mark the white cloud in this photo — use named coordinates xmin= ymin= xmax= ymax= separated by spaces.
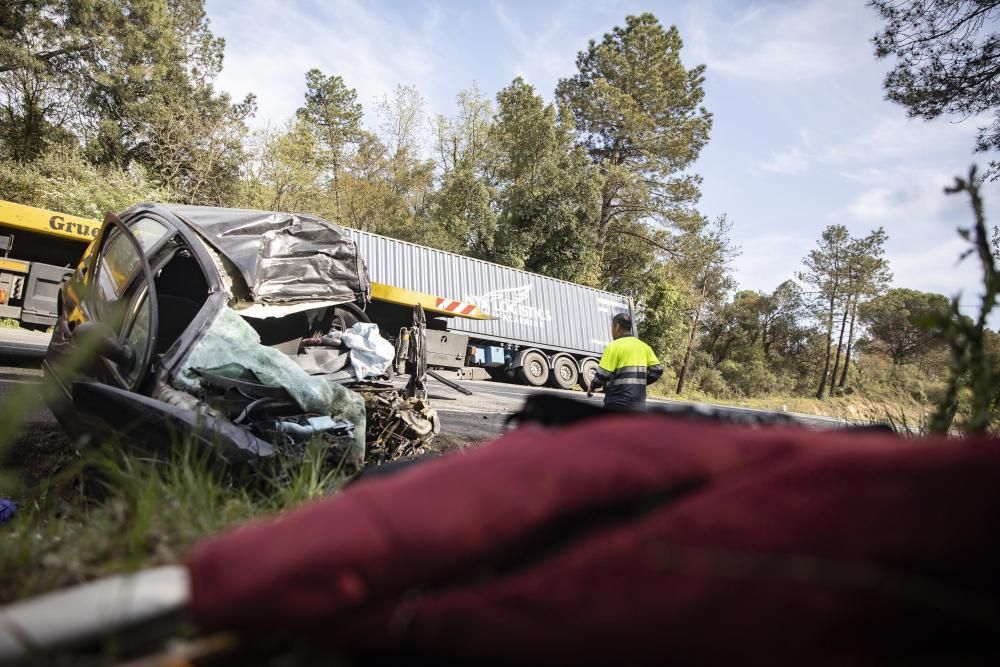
xmin=887 ymin=236 xmax=982 ymax=298
xmin=759 ymin=146 xmax=808 ymax=174
xmin=209 ymin=0 xmax=444 ymax=128
xmin=843 ymin=166 xmax=974 ymax=224
xmin=822 ymin=115 xmax=983 ymax=165
xmin=751 ymin=112 xmax=985 ymax=188
xmin=731 ymin=231 xmax=812 ymax=292
xmin=488 ymin=0 xmax=580 ymax=101
xmin=708 ymin=39 xmax=844 ymax=83
xmin=686 ymin=0 xmax=863 ymax=83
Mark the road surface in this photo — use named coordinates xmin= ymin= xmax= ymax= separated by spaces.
xmin=0 ymin=327 xmax=49 ymax=360
xmin=429 ymin=375 xmax=844 ymax=435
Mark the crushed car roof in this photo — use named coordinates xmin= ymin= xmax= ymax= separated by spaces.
xmin=158 ymin=204 xmax=370 ymax=306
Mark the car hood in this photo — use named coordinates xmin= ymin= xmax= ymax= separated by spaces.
xmin=164 ymin=205 xmax=370 ymax=306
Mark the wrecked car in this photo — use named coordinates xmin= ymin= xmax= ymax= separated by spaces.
xmin=43 ymin=203 xmax=438 ymax=467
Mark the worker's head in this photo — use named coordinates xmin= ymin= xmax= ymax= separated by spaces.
xmin=611 ymin=313 xmax=632 ymax=339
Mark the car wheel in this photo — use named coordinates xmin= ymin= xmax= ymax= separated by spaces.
xmin=516 ymin=351 xmax=549 ymax=387
xmin=579 ymin=358 xmax=600 ymax=391
xmin=329 ymin=302 xmax=370 ymax=333
xmin=548 ymin=356 xmax=579 ymax=390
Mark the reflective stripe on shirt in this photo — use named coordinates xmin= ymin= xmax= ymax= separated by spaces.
xmin=605 ymin=366 xmax=647 ymax=386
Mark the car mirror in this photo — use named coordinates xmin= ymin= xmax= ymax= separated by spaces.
xmin=73 ymin=321 xmax=136 ymax=372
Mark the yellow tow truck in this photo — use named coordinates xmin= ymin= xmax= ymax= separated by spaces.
xmin=0 ymin=200 xmax=98 ymax=330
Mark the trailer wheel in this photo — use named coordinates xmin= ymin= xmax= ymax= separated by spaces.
xmin=579 ymin=358 xmax=600 ymax=391
xmin=516 ymin=350 xmax=549 ymax=387
xmin=549 ymin=356 xmax=578 ymax=390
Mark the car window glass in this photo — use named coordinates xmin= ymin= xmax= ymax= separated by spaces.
xmin=130 ymin=217 xmax=171 ymax=253
xmin=95 ymin=218 xmax=169 ymax=300
xmin=123 ymin=291 xmax=152 ymax=385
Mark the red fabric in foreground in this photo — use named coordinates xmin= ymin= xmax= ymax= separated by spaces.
xmin=188 ymin=416 xmax=1000 ymax=665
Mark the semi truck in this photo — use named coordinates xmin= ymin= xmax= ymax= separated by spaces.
xmin=348 ymin=230 xmax=634 ymax=390
xmin=1 ymin=200 xmax=633 ymax=390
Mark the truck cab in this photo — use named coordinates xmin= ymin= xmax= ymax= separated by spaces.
xmin=0 ymin=201 xmax=96 ymax=330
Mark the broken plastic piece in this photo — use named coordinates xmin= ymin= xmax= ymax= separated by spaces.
xmin=274 ymin=417 xmax=355 ymax=440
xmin=341 ymin=323 xmax=395 ymax=380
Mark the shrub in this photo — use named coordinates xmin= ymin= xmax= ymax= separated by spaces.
xmin=693 ymin=366 xmax=730 ymax=397
xmin=0 ymin=147 xmax=171 ymax=219
xmin=719 ymin=359 xmax=781 ymax=398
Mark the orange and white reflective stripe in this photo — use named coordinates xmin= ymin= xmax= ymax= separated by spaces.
xmin=435 ymin=298 xmax=479 ymax=316
xmin=369 ymin=282 xmax=495 ymax=320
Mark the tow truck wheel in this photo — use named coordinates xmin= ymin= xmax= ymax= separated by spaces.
xmin=516 ymin=351 xmax=549 ymax=387
xmin=579 ymin=358 xmax=599 ymax=391
xmin=548 ymin=356 xmax=578 ymax=390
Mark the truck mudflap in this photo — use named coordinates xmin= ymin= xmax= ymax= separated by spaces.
xmin=22 ymin=262 xmax=72 ymax=326
xmin=0 ymin=259 xmax=71 ymax=327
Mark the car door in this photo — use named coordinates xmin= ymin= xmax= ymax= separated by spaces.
xmin=72 ymin=212 xmax=172 ymax=392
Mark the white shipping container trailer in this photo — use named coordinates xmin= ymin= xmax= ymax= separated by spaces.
xmin=347 ymin=229 xmax=634 ymax=389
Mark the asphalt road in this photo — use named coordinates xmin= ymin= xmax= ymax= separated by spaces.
xmin=428 ymin=375 xmax=844 ymax=440
xmin=0 ymin=327 xmax=49 ymax=360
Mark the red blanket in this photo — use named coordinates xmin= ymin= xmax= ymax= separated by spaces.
xmin=188 ymin=416 xmax=1000 ymax=665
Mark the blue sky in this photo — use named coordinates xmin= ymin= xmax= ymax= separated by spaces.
xmin=205 ymin=0 xmax=1000 ymax=318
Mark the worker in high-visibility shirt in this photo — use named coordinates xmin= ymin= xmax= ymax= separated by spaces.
xmin=587 ymin=313 xmax=664 ymax=408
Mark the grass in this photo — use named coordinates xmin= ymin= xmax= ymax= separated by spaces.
xmin=0 ymin=332 xmax=358 ymax=604
xmin=647 ymin=382 xmax=946 ymax=436
xmin=652 ymin=384 xmax=902 ymax=420
xmin=0 ymin=431 xmax=352 ymax=604
xmin=1 ymin=317 xmax=21 ymax=328
xmin=0 ymin=360 xmax=471 ymax=607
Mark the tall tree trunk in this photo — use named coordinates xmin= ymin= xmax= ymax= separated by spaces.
xmin=829 ymin=296 xmax=851 ymax=395
xmin=676 ymin=276 xmax=710 ymax=395
xmin=838 ymin=300 xmax=859 ymax=388
xmin=675 ymin=302 xmax=703 ymax=395
xmin=761 ymin=318 xmax=773 ymax=361
xmin=816 ymin=290 xmax=837 ymax=400
xmin=596 ymin=187 xmax=614 ymax=255
xmin=331 ymin=158 xmax=341 ymax=215
xmin=595 ymin=140 xmax=623 ymax=256
xmin=325 ymin=126 xmax=343 ymax=216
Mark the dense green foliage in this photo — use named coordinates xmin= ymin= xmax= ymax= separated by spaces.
xmin=0 ymin=2 xmax=993 ymax=422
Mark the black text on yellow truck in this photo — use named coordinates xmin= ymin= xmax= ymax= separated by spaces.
xmin=0 ymin=200 xmax=98 ymax=330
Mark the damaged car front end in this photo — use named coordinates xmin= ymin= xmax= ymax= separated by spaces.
xmin=43 ymin=203 xmax=435 ymax=468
